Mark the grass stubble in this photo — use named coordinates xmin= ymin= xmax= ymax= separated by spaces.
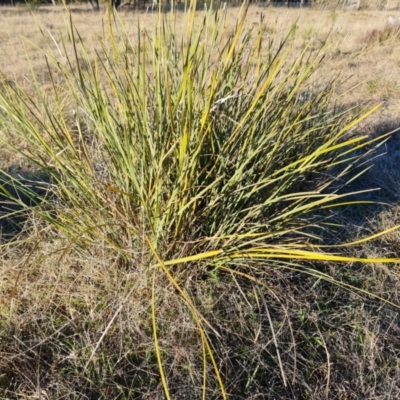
xmin=0 ymin=3 xmax=400 ymax=399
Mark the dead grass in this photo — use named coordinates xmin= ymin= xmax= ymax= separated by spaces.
xmin=1 ymin=4 xmax=400 ymax=399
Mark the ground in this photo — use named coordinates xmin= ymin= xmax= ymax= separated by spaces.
xmin=1 ymin=3 xmax=400 ymax=399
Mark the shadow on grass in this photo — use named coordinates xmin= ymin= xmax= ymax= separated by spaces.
xmin=338 ymin=120 xmax=400 ymax=222
xmin=0 ymin=166 xmax=53 ymax=240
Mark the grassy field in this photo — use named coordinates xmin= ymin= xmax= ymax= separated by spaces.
xmin=1 ymin=2 xmax=400 ymax=399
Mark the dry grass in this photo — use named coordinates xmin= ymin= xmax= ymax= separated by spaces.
xmin=1 ymin=4 xmax=400 ymax=399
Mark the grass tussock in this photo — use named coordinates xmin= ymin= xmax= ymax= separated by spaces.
xmin=360 ymin=22 xmax=400 ymax=46
xmin=0 ymin=3 xmax=400 ymax=399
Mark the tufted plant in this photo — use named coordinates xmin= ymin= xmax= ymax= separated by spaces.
xmin=0 ymin=3 xmax=399 ymax=398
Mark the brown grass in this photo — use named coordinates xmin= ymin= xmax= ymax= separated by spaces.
xmin=1 ymin=4 xmax=400 ymax=399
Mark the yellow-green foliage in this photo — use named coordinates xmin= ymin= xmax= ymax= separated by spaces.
xmin=0 ymin=3 xmax=399 ymax=398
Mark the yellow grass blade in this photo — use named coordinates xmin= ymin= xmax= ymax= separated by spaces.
xmin=152 ymin=270 xmax=171 ymax=400
xmin=146 ymin=236 xmax=227 ymax=400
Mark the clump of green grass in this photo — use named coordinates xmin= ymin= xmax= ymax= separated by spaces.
xmin=0 ymin=3 xmax=399 ymax=398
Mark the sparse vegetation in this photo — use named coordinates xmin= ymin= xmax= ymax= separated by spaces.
xmin=361 ymin=23 xmax=400 ymax=45
xmin=1 ymin=3 xmax=400 ymax=400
